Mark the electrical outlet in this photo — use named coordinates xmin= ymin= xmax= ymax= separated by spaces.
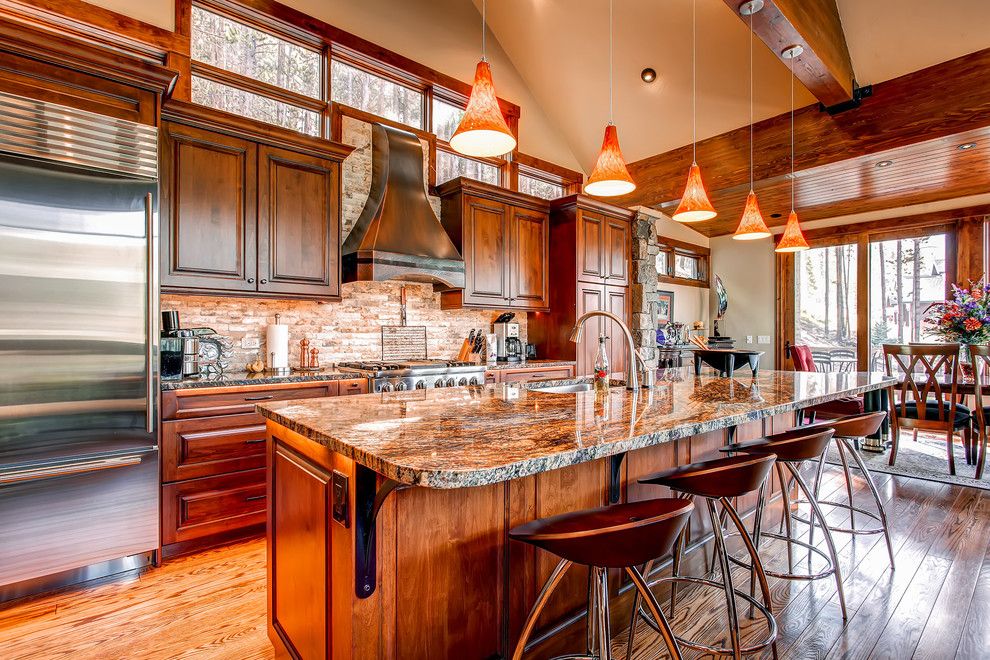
xmin=746 ymin=335 xmax=753 ymax=344
xmin=758 ymin=335 xmax=771 ymax=344
xmin=241 ymin=336 xmax=261 ymax=349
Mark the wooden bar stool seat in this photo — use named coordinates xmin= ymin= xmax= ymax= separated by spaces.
xmin=721 ymin=426 xmax=850 ymax=620
xmin=630 ymin=453 xmax=779 ymax=660
xmin=510 ymin=498 xmax=693 ymax=660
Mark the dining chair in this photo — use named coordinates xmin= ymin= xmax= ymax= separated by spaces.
xmin=792 ymin=344 xmax=864 ymax=422
xmin=883 ymin=343 xmax=972 ymax=475
xmin=969 ymin=344 xmax=990 ymax=479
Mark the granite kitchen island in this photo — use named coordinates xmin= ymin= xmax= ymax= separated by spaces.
xmin=257 ymin=369 xmax=892 ymax=659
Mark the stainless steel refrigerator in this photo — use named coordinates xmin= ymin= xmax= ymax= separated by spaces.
xmin=0 ymin=92 xmax=160 ymax=601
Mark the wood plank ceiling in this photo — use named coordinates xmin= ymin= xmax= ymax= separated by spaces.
xmin=615 ymin=46 xmax=990 ymax=237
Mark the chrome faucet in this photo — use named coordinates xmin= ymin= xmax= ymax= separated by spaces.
xmin=569 ymin=311 xmax=647 ymax=390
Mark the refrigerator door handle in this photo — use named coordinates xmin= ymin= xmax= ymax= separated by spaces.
xmin=0 ymin=452 xmax=153 ymax=486
xmin=145 ymin=192 xmax=156 ymax=434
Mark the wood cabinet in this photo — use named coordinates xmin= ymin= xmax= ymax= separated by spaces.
xmin=438 ymin=178 xmax=550 ymax=311
xmin=528 ymin=195 xmax=635 ymax=377
xmin=159 ymin=377 xmax=368 ymax=557
xmin=493 ymin=364 xmax=575 ymax=384
xmin=160 ymin=102 xmax=352 ymax=301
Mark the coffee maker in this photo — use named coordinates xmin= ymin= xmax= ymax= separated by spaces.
xmin=493 ymin=321 xmax=522 ymax=363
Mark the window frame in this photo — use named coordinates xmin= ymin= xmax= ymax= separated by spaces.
xmin=656 ymin=236 xmax=711 ymax=289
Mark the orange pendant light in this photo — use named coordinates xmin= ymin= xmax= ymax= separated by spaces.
xmin=775 ymin=44 xmax=809 ymax=253
xmin=673 ymin=0 xmax=716 ymax=223
xmin=584 ymin=0 xmax=636 ymax=198
xmin=732 ymin=1 xmax=771 ymax=241
xmin=585 ymin=124 xmax=636 ymax=196
xmin=775 ymin=211 xmax=810 ymax=251
xmin=449 ymin=0 xmax=517 ymax=158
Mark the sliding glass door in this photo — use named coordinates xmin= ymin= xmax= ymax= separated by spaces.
xmin=794 ymin=244 xmax=858 ymax=372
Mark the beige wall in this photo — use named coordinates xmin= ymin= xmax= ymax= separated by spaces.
xmin=85 ymin=0 xmax=580 ymax=171
xmin=709 ymin=235 xmax=776 ymax=368
xmin=650 ymin=211 xmax=711 ymax=330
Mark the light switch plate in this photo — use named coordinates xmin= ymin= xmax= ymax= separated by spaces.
xmin=746 ymin=335 xmax=753 ymax=344
xmin=332 ymin=470 xmax=350 ymax=527
xmin=758 ymin=335 xmax=771 ymax=344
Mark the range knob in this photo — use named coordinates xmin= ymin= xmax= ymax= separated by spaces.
xmin=395 ymin=381 xmax=408 ymax=391
xmin=445 ymin=377 xmax=456 ymax=387
xmin=468 ymin=376 xmax=479 ymax=386
xmin=415 ymin=380 xmax=427 ymax=390
xmin=458 ymin=377 xmax=468 ymax=386
xmin=380 ymin=382 xmax=394 ymax=392
xmin=435 ymin=379 xmax=446 ymax=388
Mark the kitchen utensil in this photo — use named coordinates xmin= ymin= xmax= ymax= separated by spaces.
xmin=494 ymin=312 xmax=515 ymax=324
xmin=160 ymin=337 xmax=183 ymax=380
xmin=493 ymin=321 xmax=521 ymax=362
xmin=457 ymin=333 xmax=473 ymax=361
xmin=161 ymin=310 xmax=180 ymax=336
xmin=504 ymin=336 xmax=523 ymax=363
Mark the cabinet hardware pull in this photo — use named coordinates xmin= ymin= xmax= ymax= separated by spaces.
xmin=244 ymin=438 xmax=266 ymax=444
xmin=145 ymin=192 xmax=156 ymax=434
xmin=245 ymin=494 xmax=266 ymax=502
xmin=248 ymin=277 xmax=255 ymax=284
xmin=243 ymin=395 xmax=275 ymax=401
xmin=260 ymin=278 xmax=268 ymax=284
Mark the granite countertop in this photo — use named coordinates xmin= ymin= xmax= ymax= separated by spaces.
xmin=161 ymin=370 xmax=359 ymax=391
xmin=161 ymin=360 xmax=576 ymax=390
xmin=256 ymin=368 xmax=895 ymax=489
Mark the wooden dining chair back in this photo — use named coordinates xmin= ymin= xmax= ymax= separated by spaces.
xmin=883 ymin=343 xmax=968 ymax=474
xmin=969 ymin=343 xmax=990 ymax=479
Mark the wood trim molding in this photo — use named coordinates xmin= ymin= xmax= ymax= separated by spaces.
xmin=435 ymin=176 xmax=551 ymax=213
xmin=549 ymin=194 xmax=637 ymax=221
xmin=800 ymin=206 xmax=990 ymax=244
xmin=162 ymin=99 xmax=353 ymax=161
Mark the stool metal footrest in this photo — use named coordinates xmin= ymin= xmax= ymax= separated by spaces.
xmin=637 ymin=575 xmax=777 ymax=657
xmin=791 ymin=498 xmax=887 ymax=536
xmin=726 ymin=530 xmax=837 ymax=581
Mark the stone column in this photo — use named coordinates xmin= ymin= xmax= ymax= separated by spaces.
xmin=630 ymin=210 xmax=661 ymax=370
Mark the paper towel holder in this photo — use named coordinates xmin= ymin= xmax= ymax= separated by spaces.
xmin=268 ymin=314 xmax=292 ymax=375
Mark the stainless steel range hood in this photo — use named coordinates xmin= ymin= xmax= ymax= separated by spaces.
xmin=342 ymin=123 xmax=465 ymax=289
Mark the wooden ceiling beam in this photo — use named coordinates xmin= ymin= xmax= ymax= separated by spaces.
xmin=722 ymin=0 xmax=855 ymax=107
xmin=615 ymin=48 xmax=990 ymax=236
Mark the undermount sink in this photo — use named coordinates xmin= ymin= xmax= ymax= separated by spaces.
xmin=529 ymin=382 xmax=594 ymax=394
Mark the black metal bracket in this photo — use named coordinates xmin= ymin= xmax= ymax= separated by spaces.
xmin=608 ymin=452 xmax=627 ymax=504
xmin=354 ymin=464 xmax=409 ymax=599
xmin=820 ymin=82 xmax=872 ymax=115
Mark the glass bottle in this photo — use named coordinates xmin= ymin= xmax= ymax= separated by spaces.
xmin=594 ymin=335 xmax=610 ymax=394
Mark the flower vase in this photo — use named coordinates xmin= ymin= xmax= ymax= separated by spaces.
xmin=960 ymin=344 xmax=975 ymax=382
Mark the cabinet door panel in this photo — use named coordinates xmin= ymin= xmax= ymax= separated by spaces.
xmin=160 ymin=122 xmax=257 ymax=291
xmin=575 ymin=283 xmax=606 ymax=377
xmin=604 ymin=217 xmax=630 ymax=285
xmin=258 ymin=146 xmax=340 ymax=298
xmin=605 ymin=285 xmax=629 ymax=378
xmin=463 ymin=195 xmax=510 ymax=306
xmin=510 ymin=206 xmax=549 ymax=310
xmin=577 ymin=211 xmax=606 ymax=282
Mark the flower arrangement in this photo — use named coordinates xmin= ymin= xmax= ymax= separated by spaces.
xmin=924 ymin=281 xmax=990 ymax=345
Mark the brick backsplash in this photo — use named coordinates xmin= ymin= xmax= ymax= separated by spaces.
xmin=161 ymin=115 xmax=521 ymax=369
xmin=162 ymin=282 xmax=526 ymax=369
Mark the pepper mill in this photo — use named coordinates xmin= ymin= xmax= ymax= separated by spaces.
xmin=299 ymin=338 xmax=310 ymax=369
xmin=309 ymin=347 xmax=320 ymax=369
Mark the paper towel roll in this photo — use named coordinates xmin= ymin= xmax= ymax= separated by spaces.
xmin=266 ymin=323 xmax=289 ymax=369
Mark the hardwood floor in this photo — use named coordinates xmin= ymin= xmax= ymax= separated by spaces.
xmin=1 ymin=466 xmax=988 ymax=659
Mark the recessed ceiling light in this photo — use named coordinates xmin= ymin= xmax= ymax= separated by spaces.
xmin=959 ymin=142 xmax=977 ymax=150
xmin=876 ymin=160 xmax=894 ymax=168
xmin=641 ymin=68 xmax=657 ymax=83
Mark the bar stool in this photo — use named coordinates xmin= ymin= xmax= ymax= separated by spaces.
xmin=722 ymin=426 xmax=848 ymax=620
xmin=510 ymin=497 xmax=693 ymax=660
xmin=631 ymin=454 xmax=779 ymax=660
xmin=798 ymin=412 xmax=895 ymax=569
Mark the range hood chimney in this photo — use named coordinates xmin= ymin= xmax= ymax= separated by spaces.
xmin=342 ymin=124 xmax=465 ymax=289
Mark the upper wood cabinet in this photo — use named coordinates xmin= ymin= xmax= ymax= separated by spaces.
xmin=576 ymin=208 xmax=630 ymax=286
xmin=159 ymin=102 xmax=353 ymax=301
xmin=257 ymin=146 xmax=341 ymax=298
xmin=438 ymin=178 xmax=550 ymax=311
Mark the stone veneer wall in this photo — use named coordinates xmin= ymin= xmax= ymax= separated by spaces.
xmin=630 ymin=210 xmax=661 ymax=370
xmin=164 ymin=115 xmax=522 ymax=368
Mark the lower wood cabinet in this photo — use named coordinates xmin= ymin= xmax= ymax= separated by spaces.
xmin=494 ymin=365 xmax=575 ymax=383
xmin=160 ymin=378 xmax=368 ymax=557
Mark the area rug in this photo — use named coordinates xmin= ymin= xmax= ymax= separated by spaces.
xmin=826 ymin=432 xmax=990 ymax=491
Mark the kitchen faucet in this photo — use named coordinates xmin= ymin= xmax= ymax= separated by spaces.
xmin=569 ymin=311 xmax=650 ymax=390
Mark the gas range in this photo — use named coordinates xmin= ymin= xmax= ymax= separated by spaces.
xmin=337 ymin=360 xmax=487 ymax=393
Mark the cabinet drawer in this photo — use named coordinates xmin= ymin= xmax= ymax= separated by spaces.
xmin=162 ymin=469 xmax=266 ymax=545
xmin=499 ymin=366 xmax=575 ymax=383
xmin=162 ymin=414 xmax=267 ymax=482
xmin=162 ymin=382 xmax=337 ymax=420
xmin=337 ymin=378 xmax=369 ymax=396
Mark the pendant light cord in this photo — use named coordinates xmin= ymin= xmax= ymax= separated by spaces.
xmin=790 ymin=52 xmax=795 ymax=211
xmin=749 ymin=8 xmax=754 ymax=192
xmin=609 ymin=0 xmax=614 ymax=124
xmin=692 ymin=0 xmax=697 ymax=164
xmin=481 ymin=0 xmax=487 ymax=62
